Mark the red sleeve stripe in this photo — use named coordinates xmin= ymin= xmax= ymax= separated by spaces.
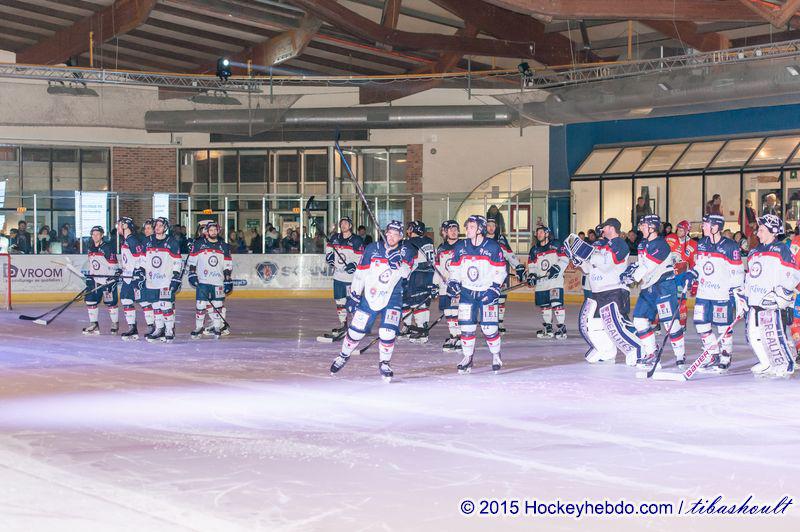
xmin=696 ymin=250 xmax=742 ymax=265
xmin=595 ymin=245 xmax=626 ymax=264
xmin=750 ymin=251 xmax=799 ymax=269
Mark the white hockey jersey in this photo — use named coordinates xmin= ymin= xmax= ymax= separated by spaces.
xmin=632 ymin=236 xmax=675 ymax=289
xmin=693 ymin=236 xmax=744 ymax=301
xmin=579 ymin=236 xmax=630 ymax=293
xmin=189 ymin=237 xmax=232 ymax=286
xmin=450 ymin=237 xmax=507 ymax=292
xmin=744 ymin=242 xmax=800 ymax=308
xmin=326 ymin=233 xmax=365 ymax=283
xmin=86 ymin=240 xmax=119 ymax=284
xmin=435 ymin=239 xmax=460 ymax=295
xmin=351 ymin=240 xmax=414 ymax=311
xmin=144 ymin=235 xmax=182 ymax=291
xmin=119 ymin=234 xmax=144 ymax=286
xmin=527 ymin=240 xmax=568 ymax=291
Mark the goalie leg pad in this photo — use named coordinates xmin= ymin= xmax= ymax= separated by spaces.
xmin=599 ymin=302 xmax=642 ymax=366
xmin=758 ymin=309 xmax=795 ymax=375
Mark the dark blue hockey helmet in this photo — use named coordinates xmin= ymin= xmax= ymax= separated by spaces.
xmin=154 ymin=217 xmax=170 ymax=233
xmin=639 ymin=214 xmax=661 ymax=232
xmin=441 ymin=219 xmax=459 ymax=231
xmin=143 ymin=218 xmax=155 ymax=228
xmin=385 ymin=219 xmax=404 ymax=235
xmin=116 ymin=216 xmax=136 ymax=233
xmin=466 ymin=214 xmax=487 ymax=235
xmin=90 ymin=225 xmax=104 ymax=234
xmin=703 ymin=214 xmax=725 ymax=231
xmin=758 ymin=214 xmax=783 ymax=235
xmin=339 ymin=216 xmax=353 ymax=227
xmin=407 ymin=220 xmax=425 ymax=235
xmin=205 ymin=221 xmax=221 ymax=233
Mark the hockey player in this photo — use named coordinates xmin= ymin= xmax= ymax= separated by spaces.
xmin=402 ymin=220 xmax=436 ymax=343
xmin=574 ymin=218 xmax=632 ymax=363
xmin=785 ymin=231 xmax=800 ymax=363
xmin=134 ymin=218 xmax=157 ymax=338
xmin=447 ymin=215 xmax=507 ymax=374
xmin=82 ymin=225 xmax=120 ymax=335
xmin=319 ymin=216 xmax=364 ymax=342
xmin=620 ymin=214 xmax=685 ymax=368
xmin=735 ymin=214 xmax=799 ymax=377
xmin=188 ymin=221 xmax=233 ymax=339
xmin=117 ymin=217 xmax=149 ymax=341
xmin=686 ymin=214 xmax=744 ymax=372
xmin=665 ymin=219 xmax=698 ymax=328
xmin=330 ymin=220 xmax=414 ymax=382
xmin=526 ymin=226 xmax=569 ymax=339
xmin=137 ymin=217 xmax=183 ymax=343
xmin=436 ymin=220 xmax=462 ymax=352
xmin=486 ymin=217 xmax=526 ymax=334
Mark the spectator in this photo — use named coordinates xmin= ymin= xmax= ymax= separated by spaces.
xmin=739 ymin=198 xmax=757 ymax=239
xmin=661 ymin=222 xmax=673 ymax=237
xmin=762 ymin=193 xmax=780 ymax=216
xmin=587 ymin=229 xmax=597 ymax=243
xmin=357 ymin=225 xmax=373 ymax=245
xmin=631 ymin=196 xmax=652 ymax=228
xmin=486 ymin=204 xmax=506 ymax=234
xmin=58 ymin=224 xmax=78 ymax=254
xmin=36 ymin=226 xmax=50 ymax=253
xmin=265 ymin=224 xmax=279 ymax=252
xmin=722 ymin=229 xmax=734 ymax=240
xmin=626 ymin=230 xmax=640 ymax=254
xmin=14 ymin=220 xmax=32 ymax=254
xmin=249 ymin=228 xmax=263 ymax=253
xmin=237 ymin=229 xmax=248 ymax=249
xmin=705 ymin=194 xmax=723 ymax=216
xmin=175 ymin=225 xmax=190 ymax=254
xmin=733 ymin=230 xmax=744 ymax=243
xmin=283 ymin=228 xmax=300 ymax=253
xmin=577 ymin=231 xmax=586 ymax=241
xmin=312 ymin=229 xmax=327 ymax=253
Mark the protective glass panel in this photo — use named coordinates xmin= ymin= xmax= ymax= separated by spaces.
xmin=639 ymin=144 xmax=688 ymax=173
xmin=668 ymin=175 xmax=702 ymax=227
xmin=709 ymin=138 xmax=762 ymax=168
xmin=574 ymin=148 xmax=620 ymax=175
xmin=633 ymin=177 xmax=666 ymax=223
xmin=747 ymin=136 xmax=800 ymax=166
xmin=571 ymin=180 xmax=600 ymax=234
xmin=601 ymin=180 xmax=632 ymax=232
xmin=673 ymin=141 xmax=724 ymax=170
xmin=606 ymin=146 xmax=653 ymax=174
xmin=704 ymin=173 xmax=740 ymax=233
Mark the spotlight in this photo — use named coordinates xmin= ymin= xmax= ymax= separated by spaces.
xmin=657 ymin=82 xmax=672 ymax=91
xmin=787 ymin=65 xmax=800 ymax=76
xmin=553 ymin=94 xmax=564 ymax=103
xmin=216 ymin=57 xmax=232 ymax=81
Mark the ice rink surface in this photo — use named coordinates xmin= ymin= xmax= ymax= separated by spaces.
xmin=1 ymin=298 xmax=799 ymax=531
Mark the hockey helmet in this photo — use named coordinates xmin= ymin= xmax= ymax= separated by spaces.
xmin=639 ymin=214 xmax=661 ymax=232
xmin=154 ymin=217 xmax=170 ymax=232
xmin=339 ymin=216 xmax=353 ymax=227
xmin=407 ymin=220 xmax=425 ymax=236
xmin=90 ymin=225 xmax=104 ymax=234
xmin=385 ymin=219 xmax=404 ymax=235
xmin=442 ymin=219 xmax=459 ymax=231
xmin=116 ymin=216 xmax=136 ymax=233
xmin=758 ymin=214 xmax=783 ymax=235
xmin=704 ymin=214 xmax=725 ymax=231
xmin=143 ymin=218 xmax=155 ymax=228
xmin=676 ymin=220 xmax=691 ymax=232
xmin=466 ymin=214 xmax=487 ymax=235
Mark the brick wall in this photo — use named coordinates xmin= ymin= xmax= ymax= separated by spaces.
xmin=405 ymin=144 xmax=423 ymax=223
xmin=112 ymin=147 xmax=177 ymax=224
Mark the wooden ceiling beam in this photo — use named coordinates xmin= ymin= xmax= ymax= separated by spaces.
xmin=380 ymin=0 xmax=402 ymax=29
xmin=640 ymin=19 xmax=731 ymax=51
xmin=737 ymin=0 xmax=800 ymax=28
xmin=289 ymin=0 xmax=537 ymax=58
xmin=16 ymin=0 xmax=156 ymax=65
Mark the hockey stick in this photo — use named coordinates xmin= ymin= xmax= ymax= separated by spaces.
xmin=307 ymin=195 xmax=349 ymax=267
xmin=335 ymin=132 xmax=385 ymax=242
xmin=352 ymin=290 xmax=440 ymax=355
xmin=641 ymin=315 xmax=743 ymax=381
xmin=18 ymin=277 xmax=120 ymax=325
xmin=645 ymin=280 xmax=691 ymax=378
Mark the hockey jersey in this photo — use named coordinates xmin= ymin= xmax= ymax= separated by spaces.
xmin=632 ymin=236 xmax=675 ymax=290
xmin=144 ymin=235 xmax=183 ymax=291
xmin=326 ymin=232 xmax=365 ymax=283
xmin=435 ymin=239 xmax=461 ymax=295
xmin=119 ymin=234 xmax=143 ymax=286
xmin=86 ymin=240 xmax=119 ymax=284
xmin=351 ymin=240 xmax=414 ymax=311
xmin=527 ymin=239 xmax=568 ymax=291
xmin=579 ymin=236 xmax=629 ymax=293
xmin=189 ymin=237 xmax=232 ymax=286
xmin=744 ymin=241 xmax=800 ymax=308
xmin=666 ymin=233 xmax=697 ymax=271
xmin=491 ymin=233 xmax=522 ymax=271
xmin=450 ymin=236 xmax=507 ymax=293
xmin=693 ymin=236 xmax=744 ymax=301
xmin=406 ymin=235 xmax=435 ymax=274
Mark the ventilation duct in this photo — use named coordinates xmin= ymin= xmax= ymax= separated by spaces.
xmin=496 ymin=55 xmax=800 ymax=124
xmin=144 ymin=105 xmax=518 ymax=134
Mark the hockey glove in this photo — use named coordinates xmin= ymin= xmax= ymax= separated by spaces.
xmin=685 ymin=268 xmax=699 ymax=283
xmin=732 ymin=287 xmax=748 ymax=317
xmin=428 ymin=283 xmax=439 ymax=299
xmin=223 ymin=271 xmax=233 ymax=295
xmin=619 ymin=263 xmax=638 ymax=286
xmin=346 ymin=291 xmax=361 ymax=314
xmin=515 ymin=264 xmax=526 ymax=280
xmin=170 ymin=271 xmax=183 ymax=296
xmin=84 ymin=276 xmax=96 ymax=292
xmin=762 ymin=286 xmax=794 ymax=310
xmin=526 ymin=272 xmax=538 ymax=287
xmin=480 ymin=284 xmax=502 ymax=305
xmin=446 ymin=280 xmax=461 ymax=298
xmin=344 ymin=262 xmax=357 ymax=275
xmin=188 ymin=266 xmax=199 ymax=288
xmin=547 ymin=264 xmax=561 ymax=280
xmin=132 ymin=267 xmax=146 ymax=291
xmin=325 ymin=252 xmax=335 ymax=267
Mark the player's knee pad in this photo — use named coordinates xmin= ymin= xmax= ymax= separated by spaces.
xmin=460 ymin=322 xmax=477 ymax=335
xmin=668 ymin=319 xmax=683 ymax=337
xmin=480 ymin=323 xmax=499 ymax=338
xmin=346 ymin=329 xmax=366 ymax=342
xmin=195 ymin=300 xmax=207 ymax=312
xmin=633 ymin=317 xmax=650 ymax=334
xmin=121 ymin=298 xmax=134 ymax=306
xmin=334 ymin=297 xmax=346 ymax=306
xmin=379 ymin=327 xmax=396 ymax=343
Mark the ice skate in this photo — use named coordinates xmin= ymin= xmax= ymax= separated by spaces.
xmin=698 ymin=352 xmax=721 ymax=373
xmin=190 ymin=328 xmax=204 ymax=340
xmin=330 ymin=354 xmax=349 ymax=375
xmin=554 ymin=324 xmax=567 ymax=340
xmin=379 ymin=361 xmax=394 ymax=382
xmin=675 ymin=356 xmax=686 ymax=368
xmin=492 ymin=353 xmax=503 ymax=373
xmin=219 ymin=323 xmax=231 ymax=336
xmin=442 ymin=335 xmax=459 ymax=352
xmin=408 ymin=325 xmax=429 ymax=344
xmin=110 ymin=322 xmax=119 ymax=335
xmin=82 ymin=322 xmax=100 ymax=335
xmin=317 ymin=324 xmax=346 ymax=343
xmin=162 ymin=332 xmax=175 ymax=344
xmin=146 ymin=327 xmax=165 ymax=343
xmin=457 ymin=354 xmax=473 ymax=374
xmin=120 ymin=324 xmax=139 ymax=341
xmin=536 ymin=323 xmax=554 ymax=338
